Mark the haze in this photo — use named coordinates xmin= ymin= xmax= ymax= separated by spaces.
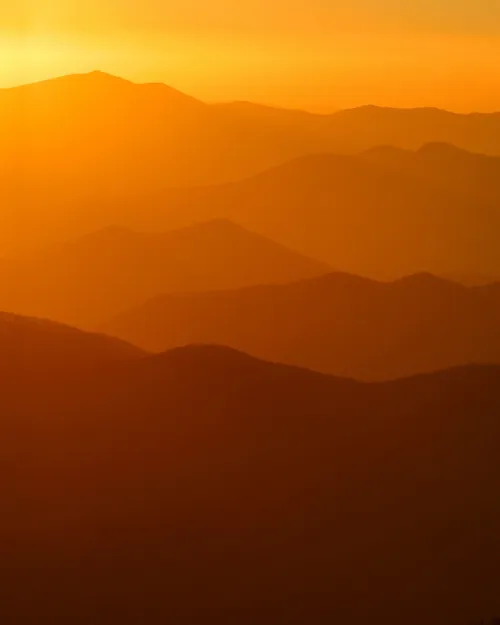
xmin=2 ymin=0 xmax=500 ymax=111
xmin=3 ymin=0 xmax=500 ymax=622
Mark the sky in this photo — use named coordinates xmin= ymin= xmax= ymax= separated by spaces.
xmin=1 ymin=0 xmax=500 ymax=111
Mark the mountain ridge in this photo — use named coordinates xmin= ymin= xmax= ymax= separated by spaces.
xmin=4 ymin=70 xmax=500 ymax=256
xmin=5 ymin=70 xmax=500 ymax=118
xmin=102 ymin=270 xmax=500 ymax=380
xmin=2 ymin=311 xmax=500 ymax=625
xmin=0 ymin=219 xmax=329 ymax=326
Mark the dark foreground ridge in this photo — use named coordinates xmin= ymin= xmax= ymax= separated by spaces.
xmin=2 ymin=311 xmax=500 ymax=624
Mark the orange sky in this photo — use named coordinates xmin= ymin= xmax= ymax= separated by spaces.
xmin=1 ymin=1 xmax=500 ymax=111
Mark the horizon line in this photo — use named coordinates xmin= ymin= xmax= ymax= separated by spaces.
xmin=2 ymin=69 xmax=500 ymax=117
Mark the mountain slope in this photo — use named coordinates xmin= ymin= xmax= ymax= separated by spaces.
xmin=330 ymin=105 xmax=500 ymax=154
xmin=113 ymin=152 xmax=500 ymax=278
xmin=0 ymin=219 xmax=328 ymax=326
xmin=2 ymin=329 xmax=500 ymax=625
xmin=3 ymin=72 xmax=500 ymax=253
xmin=102 ymin=271 xmax=500 ymax=380
xmin=362 ymin=142 xmax=500 ymax=202
xmin=0 ymin=310 xmax=143 ymax=377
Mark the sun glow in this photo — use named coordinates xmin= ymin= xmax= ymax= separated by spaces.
xmin=0 ymin=35 xmax=108 ymax=86
xmin=1 ymin=26 xmax=500 ymax=112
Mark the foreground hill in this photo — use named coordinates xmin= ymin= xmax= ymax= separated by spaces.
xmin=0 ymin=219 xmax=328 ymax=326
xmin=115 ymin=152 xmax=500 ymax=278
xmin=103 ymin=272 xmax=500 ymax=380
xmin=3 ymin=71 xmax=500 ymax=253
xmin=1 ymin=318 xmax=500 ymax=624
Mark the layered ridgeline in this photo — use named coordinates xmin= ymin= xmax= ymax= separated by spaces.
xmin=0 ymin=310 xmax=142 ymax=373
xmin=119 ymin=151 xmax=500 ymax=279
xmin=3 ymin=71 xmax=500 ymax=191
xmin=0 ymin=219 xmax=329 ymax=326
xmin=2 ymin=70 xmax=500 ymax=258
xmin=361 ymin=142 xmax=500 ymax=203
xmin=2 ymin=310 xmax=500 ymax=625
xmin=103 ymin=272 xmax=500 ymax=380
xmin=6 ymin=147 xmax=500 ymax=280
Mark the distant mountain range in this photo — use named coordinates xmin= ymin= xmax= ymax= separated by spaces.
xmin=0 ymin=219 xmax=328 ymax=326
xmin=102 ymin=271 xmax=500 ymax=380
xmin=117 ymin=150 xmax=500 ymax=278
xmin=5 ymin=70 xmax=500 ymax=625
xmin=2 ymin=70 xmax=500 ymax=255
xmin=2 ymin=310 xmax=500 ymax=624
xmin=362 ymin=142 xmax=500 ymax=203
xmin=4 ymin=71 xmax=500 ymax=185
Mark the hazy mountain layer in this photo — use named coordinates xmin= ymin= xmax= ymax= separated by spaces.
xmin=0 ymin=219 xmax=328 ymax=326
xmin=103 ymin=271 xmax=500 ymax=380
xmin=3 ymin=71 xmax=500 ymax=256
xmin=101 ymin=152 xmax=500 ymax=278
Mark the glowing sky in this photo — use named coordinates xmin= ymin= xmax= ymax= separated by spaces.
xmin=1 ymin=0 xmax=499 ymax=111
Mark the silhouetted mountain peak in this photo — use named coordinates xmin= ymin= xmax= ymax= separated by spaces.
xmin=417 ymin=142 xmax=472 ymax=158
xmin=252 ymin=153 xmax=359 ymax=185
xmin=161 ymin=218 xmax=330 ymax=271
xmin=2 ymin=70 xmax=204 ymax=110
xmin=75 ymin=71 xmax=205 ymax=107
xmin=337 ymin=104 xmax=456 ymax=120
xmin=395 ymin=272 xmax=462 ymax=291
xmin=31 ymin=70 xmax=133 ymax=91
xmin=157 ymin=218 xmax=262 ymax=244
xmin=364 ymin=141 xmax=494 ymax=167
xmin=152 ymin=343 xmax=261 ymax=366
xmin=140 ymin=344 xmax=351 ymax=388
xmin=83 ymin=70 xmax=131 ymax=83
xmin=308 ymin=271 xmax=376 ymax=289
xmin=140 ymin=344 xmax=284 ymax=378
